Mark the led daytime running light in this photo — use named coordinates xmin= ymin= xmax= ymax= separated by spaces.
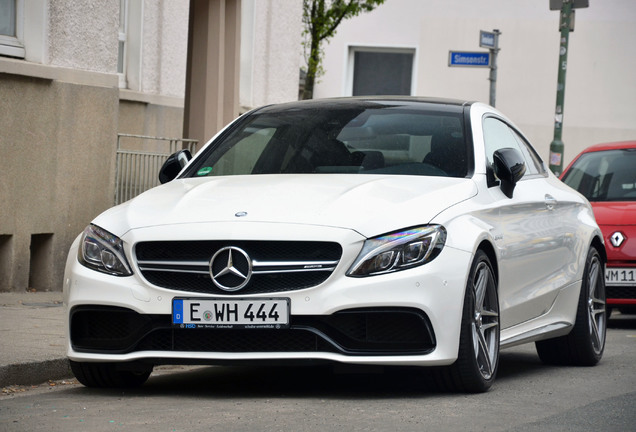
xmin=347 ymin=225 xmax=446 ymax=277
xmin=78 ymin=224 xmax=132 ymax=276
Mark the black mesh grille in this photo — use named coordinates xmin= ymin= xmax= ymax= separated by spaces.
xmin=135 ymin=240 xmax=342 ymax=295
xmin=137 ymin=329 xmax=335 ymax=353
xmin=607 ymin=285 xmax=636 ymax=300
xmin=70 ymin=306 xmax=435 ymax=356
xmin=70 ymin=307 xmax=157 ymax=351
xmin=140 ymin=271 xmax=331 ymax=295
xmin=136 ymin=240 xmax=342 ymax=262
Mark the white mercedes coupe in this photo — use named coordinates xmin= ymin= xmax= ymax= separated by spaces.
xmin=64 ymin=97 xmax=607 ymax=392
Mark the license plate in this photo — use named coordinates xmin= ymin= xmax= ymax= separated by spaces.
xmin=605 ymin=268 xmax=636 ymax=286
xmin=172 ymin=298 xmax=290 ymax=329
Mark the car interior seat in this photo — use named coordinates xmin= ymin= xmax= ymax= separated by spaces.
xmin=423 ymin=129 xmax=467 ymax=177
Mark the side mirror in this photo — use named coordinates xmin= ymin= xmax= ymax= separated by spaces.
xmin=159 ymin=149 xmax=192 ymax=184
xmin=493 ymin=148 xmax=526 ymax=198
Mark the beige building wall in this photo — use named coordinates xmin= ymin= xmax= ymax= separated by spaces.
xmin=0 ymin=63 xmax=120 ymax=292
xmin=0 ymin=0 xmax=188 ymax=292
xmin=1 ymin=0 xmax=304 ymax=292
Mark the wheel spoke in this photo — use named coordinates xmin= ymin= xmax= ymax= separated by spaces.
xmin=481 ymin=308 xmax=499 ymax=318
xmin=474 ymin=266 xmax=488 ymax=312
xmin=592 ymin=294 xmax=606 ymax=307
xmin=480 ymin=321 xmax=498 ymax=332
xmin=475 ymin=325 xmax=493 ymax=378
xmin=590 ymin=316 xmax=602 ymax=349
xmin=588 ymin=260 xmax=599 ymax=289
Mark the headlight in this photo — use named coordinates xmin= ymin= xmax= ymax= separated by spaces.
xmin=77 ymin=224 xmax=132 ymax=276
xmin=347 ymin=225 xmax=446 ymax=277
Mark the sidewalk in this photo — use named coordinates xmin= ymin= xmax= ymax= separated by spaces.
xmin=0 ymin=292 xmax=71 ymax=387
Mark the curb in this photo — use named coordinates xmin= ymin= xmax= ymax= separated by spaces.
xmin=0 ymin=358 xmax=72 ymax=387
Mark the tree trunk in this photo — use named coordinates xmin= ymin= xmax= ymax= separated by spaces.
xmin=302 ymin=32 xmax=321 ymax=99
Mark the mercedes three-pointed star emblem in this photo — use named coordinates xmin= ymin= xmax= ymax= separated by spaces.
xmin=209 ymin=246 xmax=252 ymax=291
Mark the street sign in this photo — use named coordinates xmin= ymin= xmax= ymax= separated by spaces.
xmin=549 ymin=0 xmax=589 ymax=10
xmin=448 ymin=51 xmax=491 ymax=67
xmin=480 ymin=31 xmax=496 ymax=49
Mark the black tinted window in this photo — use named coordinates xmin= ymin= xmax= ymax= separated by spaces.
xmin=184 ymin=104 xmax=468 ymax=178
xmin=562 ymin=149 xmax=636 ymax=201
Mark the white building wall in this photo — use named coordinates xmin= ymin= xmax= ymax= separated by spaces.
xmin=140 ymin=0 xmax=189 ymax=97
xmin=47 ymin=0 xmax=119 ymax=73
xmin=313 ymin=0 xmax=636 ymax=165
xmin=43 ymin=0 xmax=300 ymax=105
xmin=240 ymin=0 xmax=303 ymax=109
xmin=40 ymin=0 xmax=189 ymax=99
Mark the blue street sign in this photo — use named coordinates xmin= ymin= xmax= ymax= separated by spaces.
xmin=448 ymin=51 xmax=491 ymax=67
xmin=480 ymin=31 xmax=496 ymax=49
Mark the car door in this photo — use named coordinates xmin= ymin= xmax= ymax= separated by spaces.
xmin=482 ymin=117 xmax=575 ymax=329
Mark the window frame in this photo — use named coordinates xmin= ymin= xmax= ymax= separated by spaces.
xmin=0 ymin=0 xmax=25 ymax=58
xmin=117 ymin=0 xmax=128 ymax=88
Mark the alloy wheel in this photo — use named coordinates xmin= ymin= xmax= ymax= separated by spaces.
xmin=471 ymin=261 xmax=499 ymax=380
xmin=586 ymin=254 xmax=606 ymax=355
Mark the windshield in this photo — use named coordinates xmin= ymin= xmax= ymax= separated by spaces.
xmin=184 ymin=103 xmax=468 ymax=178
xmin=562 ymin=148 xmax=636 ymax=201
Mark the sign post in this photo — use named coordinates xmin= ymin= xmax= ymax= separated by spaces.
xmin=548 ymin=0 xmax=589 ymax=176
xmin=448 ymin=30 xmax=501 ymax=107
xmin=480 ymin=30 xmax=501 ymax=107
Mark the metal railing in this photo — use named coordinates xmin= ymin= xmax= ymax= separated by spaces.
xmin=115 ymin=134 xmax=198 ymax=205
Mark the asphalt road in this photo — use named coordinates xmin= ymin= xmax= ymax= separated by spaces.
xmin=1 ymin=314 xmax=635 ymax=432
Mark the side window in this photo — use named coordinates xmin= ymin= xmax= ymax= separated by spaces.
xmin=483 ymin=117 xmax=542 ymax=177
xmin=510 ymin=129 xmax=545 ymax=175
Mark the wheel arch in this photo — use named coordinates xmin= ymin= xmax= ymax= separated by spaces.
xmin=591 ymin=235 xmax=607 ymax=264
xmin=476 ymin=240 xmax=499 ymax=288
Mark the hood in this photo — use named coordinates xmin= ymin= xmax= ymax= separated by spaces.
xmin=591 ymin=201 xmax=636 ymax=226
xmin=94 ymin=175 xmax=477 ymax=238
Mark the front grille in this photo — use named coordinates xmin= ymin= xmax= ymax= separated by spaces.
xmin=70 ymin=306 xmax=435 ymax=356
xmin=137 ymin=329 xmax=337 ymax=353
xmin=607 ymin=285 xmax=636 ymax=300
xmin=135 ymin=240 xmax=342 ymax=295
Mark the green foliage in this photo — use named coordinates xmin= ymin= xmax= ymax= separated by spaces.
xmin=302 ymin=0 xmax=386 ymax=99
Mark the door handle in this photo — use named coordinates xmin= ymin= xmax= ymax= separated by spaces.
xmin=545 ymin=194 xmax=557 ymax=210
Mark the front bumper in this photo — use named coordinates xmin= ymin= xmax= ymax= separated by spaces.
xmin=64 ymin=228 xmax=472 ymax=367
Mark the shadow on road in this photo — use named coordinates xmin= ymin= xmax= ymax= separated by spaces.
xmin=62 ymin=312 xmax=635 ymax=398
xmin=66 ymin=352 xmax=551 ymax=398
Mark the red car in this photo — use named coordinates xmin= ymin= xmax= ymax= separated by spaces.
xmin=561 ymin=141 xmax=636 ymax=314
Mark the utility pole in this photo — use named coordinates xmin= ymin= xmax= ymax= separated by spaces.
xmin=485 ymin=30 xmax=501 ymax=107
xmin=548 ymin=0 xmax=589 ymax=176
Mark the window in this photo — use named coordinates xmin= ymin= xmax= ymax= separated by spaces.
xmin=184 ymin=104 xmax=468 ymax=178
xmin=117 ymin=0 xmax=128 ymax=88
xmin=348 ymin=47 xmax=414 ymax=96
xmin=0 ymin=0 xmax=25 ymax=58
xmin=117 ymin=0 xmax=144 ymax=91
xmin=483 ymin=117 xmax=545 ymax=179
xmin=561 ymin=149 xmax=636 ymax=202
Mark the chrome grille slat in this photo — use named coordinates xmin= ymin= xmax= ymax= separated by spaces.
xmin=134 ymin=240 xmax=343 ymax=295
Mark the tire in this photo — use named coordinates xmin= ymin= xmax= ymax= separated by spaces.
xmin=435 ymin=250 xmax=500 ymax=392
xmin=70 ymin=361 xmax=152 ymax=388
xmin=535 ymin=246 xmax=606 ymax=366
